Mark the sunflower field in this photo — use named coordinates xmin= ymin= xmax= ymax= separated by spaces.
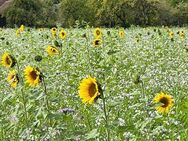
xmin=0 ymin=26 xmax=188 ymax=141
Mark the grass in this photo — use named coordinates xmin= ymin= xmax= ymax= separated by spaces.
xmin=0 ymin=26 xmax=188 ymax=141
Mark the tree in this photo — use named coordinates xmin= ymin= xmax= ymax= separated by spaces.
xmin=4 ymin=0 xmax=43 ymax=26
xmin=59 ymin=0 xmax=96 ymax=27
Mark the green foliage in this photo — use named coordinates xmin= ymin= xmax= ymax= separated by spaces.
xmin=2 ymin=0 xmax=188 ymax=27
xmin=4 ymin=0 xmax=43 ymax=27
xmin=59 ymin=0 xmax=96 ymax=27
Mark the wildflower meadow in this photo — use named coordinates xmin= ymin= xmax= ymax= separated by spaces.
xmin=0 ymin=26 xmax=188 ymax=141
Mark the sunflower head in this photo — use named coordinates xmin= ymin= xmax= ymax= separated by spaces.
xmin=59 ymin=29 xmax=67 ymax=39
xmin=94 ymin=28 xmax=102 ymax=38
xmin=51 ymin=27 xmax=57 ymax=37
xmin=169 ymin=31 xmax=174 ymax=39
xmin=24 ymin=66 xmax=42 ymax=87
xmin=1 ymin=52 xmax=16 ymax=68
xmin=46 ymin=45 xmax=59 ymax=56
xmin=153 ymin=92 xmax=174 ymax=114
xmin=119 ymin=29 xmax=125 ymax=38
xmin=7 ymin=70 xmax=19 ymax=88
xmin=179 ymin=31 xmax=185 ymax=39
xmin=93 ymin=38 xmax=102 ymax=47
xmin=79 ymin=76 xmax=101 ymax=104
xmin=19 ymin=25 xmax=24 ymax=32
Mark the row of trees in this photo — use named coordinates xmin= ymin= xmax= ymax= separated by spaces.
xmin=2 ymin=0 xmax=188 ymax=27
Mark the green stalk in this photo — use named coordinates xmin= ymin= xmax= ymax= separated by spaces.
xmin=41 ymin=77 xmax=52 ymax=127
xmin=16 ymin=62 xmax=28 ymax=127
xmin=101 ymin=92 xmax=110 ymax=141
xmin=42 ymin=77 xmax=49 ymax=111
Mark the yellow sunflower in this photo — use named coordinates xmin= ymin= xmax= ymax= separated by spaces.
xmin=59 ymin=29 xmax=67 ymax=39
xmin=46 ymin=45 xmax=59 ymax=56
xmin=94 ymin=28 xmax=102 ymax=38
xmin=93 ymin=38 xmax=102 ymax=47
xmin=24 ymin=66 xmax=42 ymax=87
xmin=119 ymin=29 xmax=125 ymax=38
xmin=19 ymin=25 xmax=24 ymax=32
xmin=1 ymin=52 xmax=16 ymax=68
xmin=51 ymin=27 xmax=57 ymax=37
xmin=79 ymin=76 xmax=101 ymax=104
xmin=7 ymin=70 xmax=19 ymax=88
xmin=153 ymin=92 xmax=174 ymax=114
xmin=179 ymin=31 xmax=185 ymax=39
xmin=169 ymin=31 xmax=174 ymax=39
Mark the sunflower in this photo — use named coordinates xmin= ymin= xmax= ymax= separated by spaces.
xmin=7 ymin=70 xmax=19 ymax=88
xmin=51 ymin=27 xmax=57 ymax=37
xmin=153 ymin=92 xmax=174 ymax=114
xmin=179 ymin=31 xmax=185 ymax=39
xmin=79 ymin=76 xmax=101 ymax=104
xmin=119 ymin=29 xmax=125 ymax=38
xmin=46 ymin=45 xmax=59 ymax=56
xmin=59 ymin=29 xmax=67 ymax=39
xmin=24 ymin=66 xmax=42 ymax=87
xmin=169 ymin=31 xmax=174 ymax=39
xmin=93 ymin=38 xmax=102 ymax=47
xmin=19 ymin=25 xmax=24 ymax=32
xmin=1 ymin=52 xmax=16 ymax=68
xmin=94 ymin=28 xmax=102 ymax=38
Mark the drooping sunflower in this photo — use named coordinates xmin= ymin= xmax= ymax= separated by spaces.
xmin=79 ymin=76 xmax=101 ymax=104
xmin=93 ymin=38 xmax=102 ymax=47
xmin=119 ymin=29 xmax=125 ymax=38
xmin=51 ymin=27 xmax=57 ymax=37
xmin=1 ymin=52 xmax=16 ymax=68
xmin=153 ymin=92 xmax=174 ymax=114
xmin=46 ymin=45 xmax=59 ymax=56
xmin=7 ymin=70 xmax=19 ymax=88
xmin=59 ymin=29 xmax=67 ymax=39
xmin=24 ymin=66 xmax=42 ymax=87
xmin=94 ymin=28 xmax=102 ymax=38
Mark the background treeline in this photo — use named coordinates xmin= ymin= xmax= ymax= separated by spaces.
xmin=2 ymin=0 xmax=188 ymax=27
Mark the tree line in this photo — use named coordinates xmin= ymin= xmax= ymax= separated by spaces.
xmin=2 ymin=0 xmax=188 ymax=28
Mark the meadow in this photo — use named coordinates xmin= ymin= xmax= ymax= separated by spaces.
xmin=0 ymin=26 xmax=188 ymax=141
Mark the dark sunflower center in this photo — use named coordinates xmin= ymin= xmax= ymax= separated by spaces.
xmin=51 ymin=48 xmax=56 ymax=53
xmin=88 ymin=83 xmax=96 ymax=97
xmin=95 ymin=40 xmax=100 ymax=45
xmin=30 ymin=70 xmax=38 ymax=80
xmin=61 ymin=32 xmax=65 ymax=36
xmin=6 ymin=56 xmax=11 ymax=65
xmin=10 ymin=75 xmax=15 ymax=80
xmin=159 ymin=97 xmax=169 ymax=108
xmin=12 ymin=75 xmax=18 ymax=82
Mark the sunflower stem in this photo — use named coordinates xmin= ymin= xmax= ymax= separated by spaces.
xmin=16 ymin=62 xmax=28 ymax=127
xmin=101 ymin=93 xmax=110 ymax=141
xmin=42 ymin=77 xmax=52 ymax=127
xmin=42 ymin=77 xmax=50 ymax=111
